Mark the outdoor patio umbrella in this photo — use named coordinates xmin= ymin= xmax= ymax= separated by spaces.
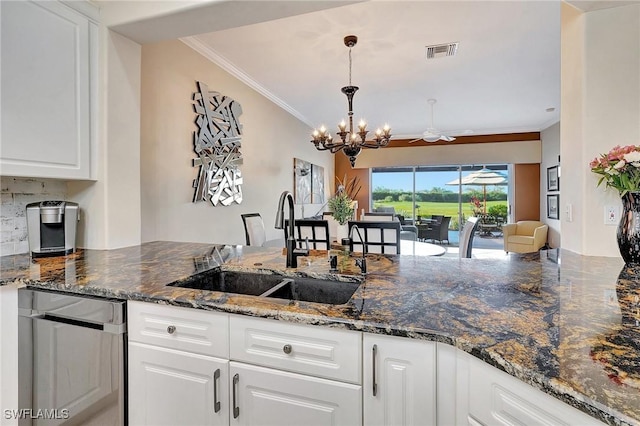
xmin=445 ymin=168 xmax=508 ymax=213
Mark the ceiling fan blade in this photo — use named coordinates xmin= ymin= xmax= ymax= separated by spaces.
xmin=408 ymin=138 xmax=422 ymax=144
xmin=440 ymin=135 xmax=456 ymax=142
xmin=422 ymin=130 xmax=441 ymax=143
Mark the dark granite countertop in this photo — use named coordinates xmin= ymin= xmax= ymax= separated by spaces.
xmin=1 ymin=241 xmax=639 ymax=425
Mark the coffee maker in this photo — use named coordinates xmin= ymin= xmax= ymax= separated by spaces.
xmin=26 ymin=201 xmax=79 ymax=257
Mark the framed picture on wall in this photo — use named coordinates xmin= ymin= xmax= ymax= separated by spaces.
xmin=547 ymin=194 xmax=559 ymax=219
xmin=547 ymin=165 xmax=559 ymax=192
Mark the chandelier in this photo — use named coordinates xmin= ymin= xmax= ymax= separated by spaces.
xmin=310 ymin=35 xmax=391 ymax=167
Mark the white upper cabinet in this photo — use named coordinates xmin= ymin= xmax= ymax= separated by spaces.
xmin=0 ymin=0 xmax=98 ymax=180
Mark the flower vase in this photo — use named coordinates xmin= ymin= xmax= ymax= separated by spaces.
xmin=336 ymin=223 xmax=349 ymax=242
xmin=617 ymin=192 xmax=640 ymax=264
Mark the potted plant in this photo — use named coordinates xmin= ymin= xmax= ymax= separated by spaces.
xmin=328 ymin=191 xmax=354 ymax=226
xmin=328 ymin=175 xmax=360 ymax=240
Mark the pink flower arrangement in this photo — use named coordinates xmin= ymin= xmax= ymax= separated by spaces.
xmin=469 ymin=196 xmax=484 ymax=216
xmin=590 ymin=145 xmax=640 ymax=195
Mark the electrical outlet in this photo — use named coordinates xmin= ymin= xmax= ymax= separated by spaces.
xmin=605 ymin=205 xmax=619 ymax=225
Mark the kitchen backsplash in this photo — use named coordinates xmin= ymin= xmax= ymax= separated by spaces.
xmin=1 ymin=177 xmax=67 ymax=256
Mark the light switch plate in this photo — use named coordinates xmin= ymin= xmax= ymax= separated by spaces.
xmin=604 ymin=205 xmax=619 ymax=225
xmin=565 ymin=203 xmax=573 ymax=222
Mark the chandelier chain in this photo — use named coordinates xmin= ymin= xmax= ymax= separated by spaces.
xmin=348 ymin=47 xmax=352 ymax=86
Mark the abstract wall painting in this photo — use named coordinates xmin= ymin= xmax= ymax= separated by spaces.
xmin=293 ymin=158 xmax=325 ymax=204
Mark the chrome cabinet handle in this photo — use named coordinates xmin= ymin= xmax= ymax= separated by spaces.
xmin=167 ymin=325 xmax=176 ymax=334
xmin=372 ymin=344 xmax=378 ymax=396
xmin=213 ymin=369 xmax=221 ymax=413
xmin=283 ymin=344 xmax=292 ymax=354
xmin=232 ymin=373 xmax=240 ymax=419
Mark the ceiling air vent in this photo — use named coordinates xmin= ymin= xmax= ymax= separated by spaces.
xmin=425 ymin=42 xmax=459 ymax=59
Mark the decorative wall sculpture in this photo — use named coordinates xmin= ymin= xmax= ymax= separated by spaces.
xmin=192 ymin=81 xmax=243 ymax=206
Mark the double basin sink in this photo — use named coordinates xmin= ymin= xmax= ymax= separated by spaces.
xmin=168 ymin=269 xmax=362 ymax=305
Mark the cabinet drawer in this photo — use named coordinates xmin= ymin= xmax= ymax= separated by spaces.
xmin=229 ymin=316 xmax=361 ymax=384
xmin=128 ymin=301 xmax=228 ymax=358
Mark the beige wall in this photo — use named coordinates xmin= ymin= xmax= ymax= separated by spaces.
xmin=68 ymin=29 xmax=142 ymax=250
xmin=140 ymin=40 xmax=333 ymax=245
xmin=561 ymin=2 xmax=640 ymax=257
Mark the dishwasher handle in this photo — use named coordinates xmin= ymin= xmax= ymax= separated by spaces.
xmin=20 ymin=309 xmax=126 ymax=335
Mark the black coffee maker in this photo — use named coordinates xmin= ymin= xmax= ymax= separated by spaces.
xmin=26 ymin=201 xmax=79 ymax=257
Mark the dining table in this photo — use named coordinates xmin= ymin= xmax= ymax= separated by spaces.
xmin=400 ymin=239 xmax=446 ymax=256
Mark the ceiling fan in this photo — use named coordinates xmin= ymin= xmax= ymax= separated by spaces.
xmin=409 ymin=99 xmax=457 ymax=143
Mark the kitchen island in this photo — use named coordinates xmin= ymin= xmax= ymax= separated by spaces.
xmin=1 ymin=241 xmax=638 ymax=425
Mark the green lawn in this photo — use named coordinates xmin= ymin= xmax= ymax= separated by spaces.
xmin=373 ymin=200 xmax=507 ymax=222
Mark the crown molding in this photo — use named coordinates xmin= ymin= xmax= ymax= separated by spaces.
xmin=180 ymin=36 xmax=313 ymax=128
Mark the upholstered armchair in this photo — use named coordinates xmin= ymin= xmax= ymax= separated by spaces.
xmin=503 ymin=220 xmax=548 ymax=253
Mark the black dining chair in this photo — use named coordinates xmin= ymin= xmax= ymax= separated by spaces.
xmin=284 ymin=219 xmax=331 ymax=250
xmin=347 ymin=220 xmax=401 ymax=254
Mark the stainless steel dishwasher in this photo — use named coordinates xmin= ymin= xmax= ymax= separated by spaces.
xmin=18 ymin=289 xmax=126 ymax=426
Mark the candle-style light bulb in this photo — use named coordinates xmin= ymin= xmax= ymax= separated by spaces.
xmin=338 ymin=120 xmax=346 ymax=131
xmin=319 ymin=125 xmax=326 ymax=135
xmin=375 ymin=128 xmax=382 ymax=136
xmin=358 ymin=119 xmax=366 ymax=130
xmin=313 ymin=129 xmax=319 ymax=138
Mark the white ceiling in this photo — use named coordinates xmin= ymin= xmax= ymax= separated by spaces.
xmin=108 ymin=0 xmax=639 ymax=139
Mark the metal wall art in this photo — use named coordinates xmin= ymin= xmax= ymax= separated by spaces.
xmin=192 ymin=81 xmax=243 ymax=206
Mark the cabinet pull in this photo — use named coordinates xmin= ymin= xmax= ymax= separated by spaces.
xmin=213 ymin=369 xmax=221 ymax=413
xmin=167 ymin=325 xmax=176 ymax=334
xmin=372 ymin=344 xmax=378 ymax=397
xmin=232 ymin=373 xmax=240 ymax=418
xmin=283 ymin=344 xmax=292 ymax=354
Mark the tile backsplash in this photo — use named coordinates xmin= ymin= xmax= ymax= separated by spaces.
xmin=1 ymin=177 xmax=67 ymax=256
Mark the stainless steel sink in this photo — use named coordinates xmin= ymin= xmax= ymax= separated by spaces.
xmin=168 ymin=269 xmax=361 ymax=305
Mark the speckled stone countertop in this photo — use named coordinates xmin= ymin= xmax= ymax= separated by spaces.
xmin=1 ymin=241 xmax=639 ymax=425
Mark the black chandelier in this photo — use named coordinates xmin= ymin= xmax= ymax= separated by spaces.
xmin=310 ymin=35 xmax=391 ymax=167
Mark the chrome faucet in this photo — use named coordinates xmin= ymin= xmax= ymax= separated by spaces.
xmin=275 ymin=191 xmax=308 ymax=268
xmin=349 ymin=224 xmax=367 ymax=274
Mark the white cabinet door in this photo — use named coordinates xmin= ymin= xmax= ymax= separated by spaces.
xmin=0 ymin=0 xmax=97 ymax=180
xmin=129 ymin=342 xmax=229 ymax=426
xmin=229 ymin=361 xmax=361 ymax=426
xmin=363 ymin=334 xmax=437 ymax=426
xmin=442 ymin=345 xmax=604 ymax=426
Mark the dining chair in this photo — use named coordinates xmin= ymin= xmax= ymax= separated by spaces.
xmin=284 ymin=219 xmax=331 ymax=250
xmin=347 ymin=220 xmax=401 ymax=254
xmin=459 ymin=217 xmax=480 ymax=258
xmin=424 ymin=216 xmax=451 ymax=244
xmin=240 ymin=213 xmax=266 ymax=246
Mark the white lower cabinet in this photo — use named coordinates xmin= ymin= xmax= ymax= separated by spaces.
xmin=129 ymin=342 xmax=229 ymax=426
xmin=0 ymin=285 xmax=19 ymax=426
xmin=436 ymin=343 xmax=604 ymax=426
xmin=229 ymin=361 xmax=361 ymax=426
xmin=127 ymin=301 xmax=604 ymax=426
xmin=363 ymin=334 xmax=436 ymax=426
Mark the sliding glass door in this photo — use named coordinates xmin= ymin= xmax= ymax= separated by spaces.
xmin=371 ymin=164 xmax=509 ymax=234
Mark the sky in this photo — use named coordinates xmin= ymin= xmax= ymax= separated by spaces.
xmin=372 ymin=170 xmax=508 ymax=192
